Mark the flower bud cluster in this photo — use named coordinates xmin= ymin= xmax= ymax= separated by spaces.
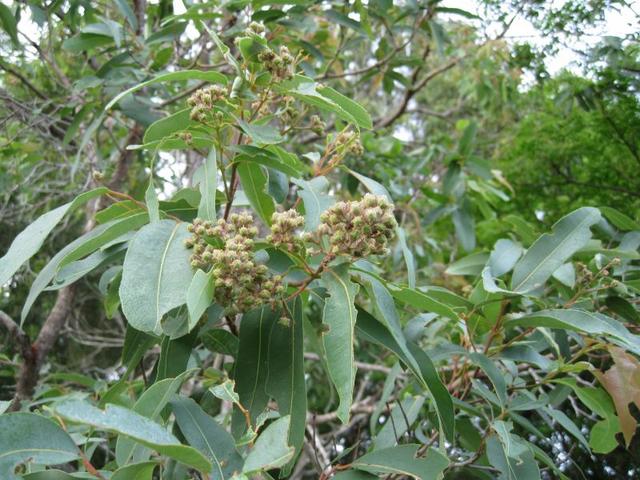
xmin=187 ymin=85 xmax=227 ymax=123
xmin=267 ymin=209 xmax=305 ymax=252
xmin=246 ymin=21 xmax=265 ymax=35
xmin=258 ymin=46 xmax=295 ymax=81
xmin=186 ymin=214 xmax=284 ymax=314
xmin=316 ymin=194 xmax=397 ymax=257
xmin=310 ymin=115 xmax=326 ymax=135
xmin=336 ymin=130 xmax=364 ymax=156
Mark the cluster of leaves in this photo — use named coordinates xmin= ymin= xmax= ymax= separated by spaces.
xmin=0 ymin=1 xmax=639 ymax=480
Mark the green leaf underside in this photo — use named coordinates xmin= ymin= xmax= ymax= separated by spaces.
xmin=266 ymin=297 xmax=307 ymax=472
xmin=54 ymin=401 xmax=211 ymax=472
xmin=21 ymin=212 xmax=149 ymax=324
xmin=0 ymin=188 xmax=106 ymax=287
xmin=171 ymin=396 xmax=244 ymax=479
xmin=356 ymin=309 xmax=455 ymax=440
xmin=237 ymin=162 xmax=275 ymax=225
xmin=115 ymin=370 xmax=195 ymax=466
xmin=242 ymin=416 xmax=295 ymax=473
xmin=352 ymin=445 xmax=448 ymax=479
xmin=322 ymin=265 xmax=360 ymax=423
xmin=105 ymin=70 xmax=227 ymax=110
xmin=510 ymin=207 xmax=601 ymax=292
xmin=120 ymin=220 xmax=194 ymax=334
xmin=0 ymin=413 xmax=79 ymax=480
xmin=507 ymin=309 xmax=640 ymax=355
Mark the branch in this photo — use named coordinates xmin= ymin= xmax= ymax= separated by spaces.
xmin=0 ymin=311 xmax=31 ymax=360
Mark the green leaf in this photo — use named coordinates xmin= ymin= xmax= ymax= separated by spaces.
xmin=0 ymin=413 xmax=79 ymax=480
xmin=210 ymin=378 xmax=241 ymax=405
xmin=21 ymin=212 xmax=148 ymax=324
xmin=237 ymin=162 xmax=275 ymax=225
xmin=21 ymin=471 xmax=80 ymax=480
xmin=114 ymin=0 xmax=138 ymax=31
xmin=590 ymin=416 xmax=621 ymax=453
xmin=605 ymin=296 xmax=640 ymax=323
xmin=54 ymin=401 xmax=211 ymax=472
xmin=121 ymin=325 xmax=157 ymax=374
xmin=242 ymin=416 xmax=295 ymax=474
xmin=266 ymin=298 xmax=306 ymax=473
xmin=196 ymin=148 xmax=218 ymax=221
xmin=237 ymin=119 xmax=284 ymax=145
xmin=396 ymin=227 xmax=416 ymax=288
xmin=105 ymin=70 xmax=228 ymax=111
xmin=486 ymin=433 xmax=540 ymax=480
xmin=291 ymin=176 xmax=335 ymax=230
xmin=0 ymin=4 xmax=19 ymax=46
xmin=346 ymin=168 xmax=391 ymax=200
xmin=145 ymin=180 xmax=160 ymax=223
xmin=543 ymin=407 xmax=589 ymax=450
xmin=322 ymin=264 xmax=359 ymax=423
xmin=452 ymin=199 xmax=475 ymax=252
xmin=445 ymin=252 xmax=489 ymax=276
xmin=155 ymin=328 xmax=199 ymax=381
xmin=510 ymin=207 xmax=601 ymax=292
xmin=171 ymin=396 xmax=244 ymax=479
xmin=351 ymin=445 xmax=448 ymax=479
xmin=600 ymin=206 xmax=640 ymax=231
xmin=111 ymin=462 xmax=157 ymax=480
xmin=488 ymin=239 xmax=523 ymax=277
xmin=469 ymin=352 xmax=507 ymax=407
xmin=116 ymin=370 xmax=196 ymax=466
xmin=356 ymin=309 xmax=455 ymax=441
xmin=506 ymin=309 xmax=640 ymax=356
xmin=390 ymin=285 xmax=459 ymax=321
xmin=120 ymin=220 xmax=194 ymax=334
xmin=232 ymin=306 xmax=275 ymax=436
xmin=62 ymin=33 xmax=113 ymax=52
xmin=201 ymin=328 xmax=239 ymax=356
xmin=317 ymin=85 xmax=372 ymax=129
xmin=0 ymin=188 xmax=106 ymax=287
xmin=187 ymin=270 xmax=214 ymax=330
xmin=233 ymin=147 xmax=302 ymax=178
xmin=143 ymin=108 xmax=194 ymax=144
xmin=373 ymin=396 xmax=425 ymax=449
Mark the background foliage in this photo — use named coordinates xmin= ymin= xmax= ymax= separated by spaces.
xmin=1 ymin=1 xmax=639 ymax=479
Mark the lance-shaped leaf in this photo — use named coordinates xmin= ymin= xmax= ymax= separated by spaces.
xmin=237 ymin=162 xmax=275 ymax=225
xmin=54 ymin=401 xmax=211 ymax=472
xmin=105 ymin=70 xmax=227 ymax=110
xmin=488 ymin=238 xmax=523 ymax=277
xmin=196 ymin=148 xmax=218 ymax=221
xmin=120 ymin=220 xmax=194 ymax=334
xmin=291 ymin=176 xmax=334 ymax=231
xmin=0 ymin=187 xmax=106 ymax=287
xmin=22 ymin=212 xmax=148 ymax=323
xmin=242 ymin=416 xmax=295 ymax=474
xmin=506 ymin=309 xmax=640 ymax=356
xmin=0 ymin=413 xmax=79 ymax=480
xmin=351 ymin=445 xmax=448 ymax=480
xmin=322 ymin=264 xmax=359 ymax=423
xmin=266 ymin=297 xmax=307 ymax=473
xmin=111 ymin=462 xmax=157 ymax=480
xmin=186 ymin=269 xmax=214 ymax=330
xmin=116 ymin=370 xmax=196 ymax=466
xmin=510 ymin=207 xmax=601 ymax=292
xmin=171 ymin=396 xmax=244 ymax=479
xmin=232 ymin=306 xmax=276 ymax=437
xmin=156 ymin=328 xmax=199 ymax=381
xmin=356 ymin=309 xmax=454 ymax=441
xmin=317 ymin=85 xmax=372 ymax=129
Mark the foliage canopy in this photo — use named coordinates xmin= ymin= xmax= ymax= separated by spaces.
xmin=1 ymin=1 xmax=639 ymax=479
